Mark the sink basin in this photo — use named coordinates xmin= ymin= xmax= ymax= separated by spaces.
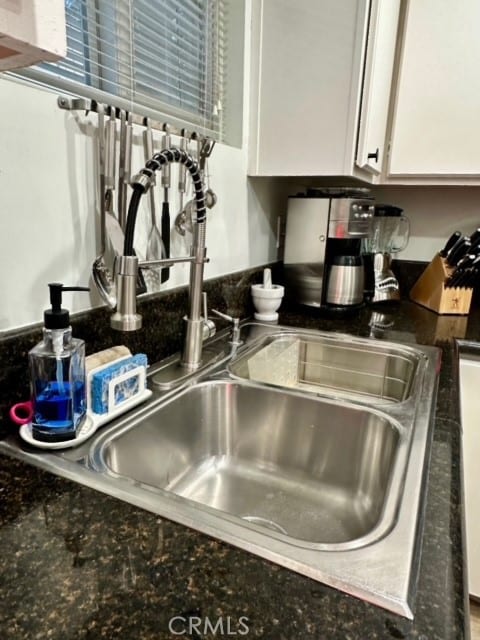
xmin=229 ymin=331 xmax=421 ymax=404
xmin=86 ymin=326 xmax=439 ymax=618
xmin=97 ymin=380 xmax=400 ymax=548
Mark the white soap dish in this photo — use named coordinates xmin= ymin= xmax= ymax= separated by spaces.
xmin=19 ymin=387 xmax=152 ymax=450
xmin=17 ymin=353 xmax=152 ymax=450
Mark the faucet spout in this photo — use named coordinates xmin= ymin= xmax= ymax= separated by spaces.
xmin=110 ymin=256 xmax=142 ymax=331
xmin=181 ymin=219 xmax=207 ymax=369
xmin=111 ymin=144 xmax=214 ymax=372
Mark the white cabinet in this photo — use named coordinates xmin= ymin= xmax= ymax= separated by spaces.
xmin=459 ymin=357 xmax=480 ymax=599
xmin=356 ymin=0 xmax=401 ymax=175
xmin=248 ymin=0 xmax=400 ymax=180
xmin=386 ymin=0 xmax=480 ymax=182
xmin=0 ymin=0 xmax=66 ymax=71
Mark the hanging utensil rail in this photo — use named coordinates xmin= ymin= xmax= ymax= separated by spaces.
xmin=57 ymin=95 xmax=215 ymax=147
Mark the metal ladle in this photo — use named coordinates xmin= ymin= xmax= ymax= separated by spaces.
xmin=175 ymin=184 xmax=217 ymax=236
xmin=175 ymin=140 xmax=217 ymax=235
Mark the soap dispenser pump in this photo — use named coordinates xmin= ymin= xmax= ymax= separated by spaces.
xmin=29 ymin=283 xmax=89 ymax=442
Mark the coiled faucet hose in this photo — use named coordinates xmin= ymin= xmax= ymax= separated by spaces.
xmin=124 ymin=148 xmax=206 ymax=256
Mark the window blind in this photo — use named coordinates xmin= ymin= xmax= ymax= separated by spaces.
xmin=16 ymin=0 xmax=226 ymax=139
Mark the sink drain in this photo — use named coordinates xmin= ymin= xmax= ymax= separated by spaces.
xmin=242 ymin=515 xmax=288 ymax=535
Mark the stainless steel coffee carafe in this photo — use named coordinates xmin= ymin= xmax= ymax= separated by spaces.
xmin=326 ymin=255 xmax=365 ymax=307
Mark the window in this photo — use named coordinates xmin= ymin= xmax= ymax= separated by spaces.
xmin=15 ymin=0 xmax=243 ymax=143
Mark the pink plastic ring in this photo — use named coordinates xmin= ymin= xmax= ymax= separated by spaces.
xmin=9 ymin=401 xmax=33 ymax=426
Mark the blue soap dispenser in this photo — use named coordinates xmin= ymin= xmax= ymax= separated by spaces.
xmin=29 ymin=283 xmax=89 ymax=442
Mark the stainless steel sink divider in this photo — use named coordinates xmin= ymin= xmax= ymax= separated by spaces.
xmin=229 ymin=330 xmax=420 ymax=405
xmin=297 ymin=346 xmax=415 ymax=401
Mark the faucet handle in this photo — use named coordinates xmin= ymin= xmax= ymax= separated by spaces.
xmin=202 ymin=291 xmax=209 ymax=322
xmin=212 ymin=308 xmax=235 ymax=323
xmin=201 ymin=292 xmax=216 ymax=340
xmin=211 ymin=309 xmax=242 ymax=346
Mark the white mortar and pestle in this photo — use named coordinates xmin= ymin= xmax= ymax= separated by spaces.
xmin=251 ymin=268 xmax=284 ymax=322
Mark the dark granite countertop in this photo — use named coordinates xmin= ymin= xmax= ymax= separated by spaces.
xmin=0 ymin=297 xmax=473 ymax=639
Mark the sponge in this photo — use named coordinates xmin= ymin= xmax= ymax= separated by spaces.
xmin=91 ymin=354 xmax=148 ymax=414
xmin=86 ymin=346 xmax=132 ymax=373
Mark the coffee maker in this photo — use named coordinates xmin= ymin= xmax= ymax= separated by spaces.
xmin=362 ymin=204 xmax=410 ymax=303
xmin=284 ymin=189 xmax=374 ymax=308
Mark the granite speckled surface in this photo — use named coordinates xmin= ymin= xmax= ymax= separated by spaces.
xmin=0 ymin=263 xmax=472 ymax=639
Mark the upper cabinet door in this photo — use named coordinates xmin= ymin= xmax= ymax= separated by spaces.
xmin=248 ymin=0 xmax=400 ymax=181
xmin=388 ymin=0 xmax=480 ymax=179
xmin=356 ymin=0 xmax=401 ymax=175
xmin=248 ymin=0 xmax=371 ymax=178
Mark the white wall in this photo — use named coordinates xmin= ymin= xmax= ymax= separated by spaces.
xmin=0 ymin=3 xmax=288 ymax=333
xmin=370 ymin=186 xmax=480 ymax=261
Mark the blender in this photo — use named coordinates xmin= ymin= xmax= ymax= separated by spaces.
xmin=363 ymin=205 xmax=410 ymax=303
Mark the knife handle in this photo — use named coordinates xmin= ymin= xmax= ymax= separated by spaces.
xmin=448 ymin=265 xmax=480 ymax=288
xmin=456 ymin=253 xmax=476 ymax=270
xmin=470 ymin=269 xmax=480 ymax=288
xmin=470 ymin=228 xmax=480 ymax=245
xmin=447 ymin=238 xmax=471 ymax=266
xmin=453 ymin=269 xmax=473 ymax=288
xmin=440 ymin=230 xmax=462 ymax=257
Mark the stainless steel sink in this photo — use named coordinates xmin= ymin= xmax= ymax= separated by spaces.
xmin=0 ymin=323 xmax=440 ymax=619
xmin=229 ymin=331 xmax=421 ymax=404
xmin=95 ymin=381 xmax=400 ymax=548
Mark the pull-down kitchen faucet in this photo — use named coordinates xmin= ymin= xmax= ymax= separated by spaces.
xmin=110 ymin=142 xmax=215 ymax=371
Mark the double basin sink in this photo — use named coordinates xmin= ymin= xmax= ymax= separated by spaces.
xmin=2 ymin=323 xmax=440 ymax=618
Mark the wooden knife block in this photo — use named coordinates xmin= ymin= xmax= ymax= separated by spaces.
xmin=410 ymin=254 xmax=473 ymax=315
